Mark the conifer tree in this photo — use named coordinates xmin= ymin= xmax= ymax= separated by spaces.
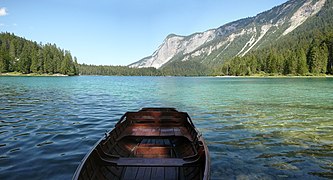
xmin=297 ymin=49 xmax=309 ymax=75
xmin=9 ymin=41 xmax=16 ymax=71
xmin=318 ymin=42 xmax=328 ymax=73
xmin=308 ymin=44 xmax=320 ymax=74
xmin=73 ymin=56 xmax=79 ymax=75
xmin=0 ymin=51 xmax=9 ymax=73
xmin=284 ymin=52 xmax=297 ymax=75
xmin=18 ymin=44 xmax=31 ymax=74
xmin=61 ymin=51 xmax=75 ymax=75
xmin=327 ymin=40 xmax=333 ymax=74
xmin=37 ymin=49 xmax=44 ymax=73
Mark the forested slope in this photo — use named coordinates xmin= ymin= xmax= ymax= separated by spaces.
xmin=0 ymin=33 xmax=79 ymax=75
xmin=214 ymin=0 xmax=333 ymax=76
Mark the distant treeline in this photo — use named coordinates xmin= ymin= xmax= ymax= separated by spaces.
xmin=79 ymin=64 xmax=162 ymax=76
xmin=79 ymin=61 xmax=209 ymax=76
xmin=0 ymin=33 xmax=79 ymax=75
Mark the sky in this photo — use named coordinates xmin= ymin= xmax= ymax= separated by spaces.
xmin=0 ymin=0 xmax=288 ymax=66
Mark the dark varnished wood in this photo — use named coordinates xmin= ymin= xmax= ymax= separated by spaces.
xmin=73 ymin=108 xmax=210 ymax=180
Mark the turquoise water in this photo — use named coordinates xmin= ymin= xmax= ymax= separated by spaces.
xmin=0 ymin=76 xmax=332 ymax=179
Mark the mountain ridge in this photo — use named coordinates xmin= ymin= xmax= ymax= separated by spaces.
xmin=129 ymin=0 xmax=327 ymax=69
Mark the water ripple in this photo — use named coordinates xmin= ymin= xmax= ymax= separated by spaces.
xmin=0 ymin=76 xmax=332 ymax=179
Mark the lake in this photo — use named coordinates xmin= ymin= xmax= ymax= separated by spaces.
xmin=0 ymin=76 xmax=332 ymax=179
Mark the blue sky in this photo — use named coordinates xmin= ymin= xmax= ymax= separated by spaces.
xmin=0 ymin=0 xmax=287 ymax=66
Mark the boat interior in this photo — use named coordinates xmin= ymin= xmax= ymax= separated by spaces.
xmin=76 ymin=109 xmax=207 ymax=180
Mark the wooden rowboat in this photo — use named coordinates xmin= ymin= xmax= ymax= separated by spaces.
xmin=73 ymin=108 xmax=210 ymax=180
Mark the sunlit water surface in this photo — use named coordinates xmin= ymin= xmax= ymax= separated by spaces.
xmin=0 ymin=76 xmax=332 ymax=179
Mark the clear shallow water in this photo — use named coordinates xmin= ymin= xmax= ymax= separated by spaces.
xmin=0 ymin=76 xmax=332 ymax=179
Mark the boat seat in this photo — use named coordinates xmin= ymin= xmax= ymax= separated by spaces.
xmin=94 ymin=149 xmax=201 ymax=167
xmin=117 ymin=126 xmax=194 ymax=141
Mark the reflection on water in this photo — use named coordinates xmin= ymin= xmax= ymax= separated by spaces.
xmin=0 ymin=76 xmax=332 ymax=179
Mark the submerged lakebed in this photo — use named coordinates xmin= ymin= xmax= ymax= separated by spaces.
xmin=0 ymin=76 xmax=332 ymax=179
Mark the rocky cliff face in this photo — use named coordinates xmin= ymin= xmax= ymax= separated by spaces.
xmin=129 ymin=30 xmax=216 ymax=69
xmin=129 ymin=0 xmax=327 ymax=69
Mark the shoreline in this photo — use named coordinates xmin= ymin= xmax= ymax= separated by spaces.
xmin=0 ymin=72 xmax=68 ymax=77
xmin=1 ymin=72 xmax=332 ymax=78
xmin=214 ymin=75 xmax=333 ymax=78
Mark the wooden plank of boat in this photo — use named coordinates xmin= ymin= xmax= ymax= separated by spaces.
xmin=73 ymin=108 xmax=210 ymax=180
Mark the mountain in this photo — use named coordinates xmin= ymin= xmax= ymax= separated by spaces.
xmin=129 ymin=0 xmax=328 ymax=70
